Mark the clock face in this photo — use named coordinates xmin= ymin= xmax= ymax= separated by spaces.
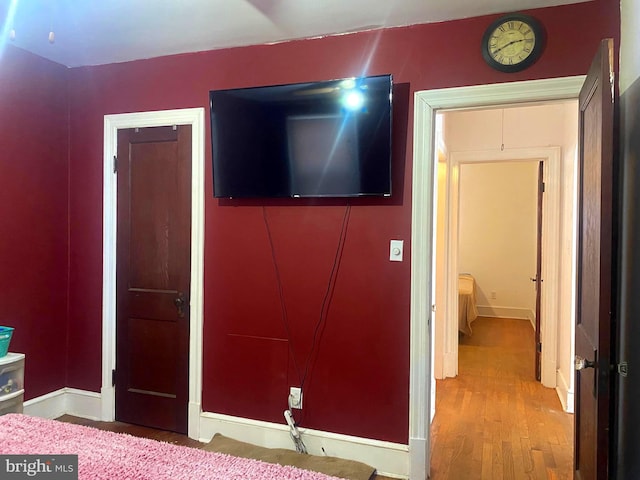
xmin=482 ymin=14 xmax=544 ymax=72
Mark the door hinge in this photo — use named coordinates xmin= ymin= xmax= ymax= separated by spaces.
xmin=113 ymin=155 xmax=118 ymax=173
xmin=542 ymin=182 xmax=545 ymax=193
xmin=610 ymin=69 xmax=615 ymax=104
xmin=112 ymin=369 xmax=116 ymax=386
xmin=617 ymin=362 xmax=628 ymax=377
xmin=537 ymin=342 xmax=542 ymax=353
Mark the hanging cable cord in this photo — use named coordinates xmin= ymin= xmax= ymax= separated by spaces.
xmin=262 ymin=206 xmax=304 ymax=385
xmin=263 ymin=203 xmax=352 ymax=453
xmin=262 ymin=206 xmax=308 ymax=452
xmin=293 ymin=203 xmax=351 ymax=452
xmin=300 ymin=204 xmax=351 ymax=391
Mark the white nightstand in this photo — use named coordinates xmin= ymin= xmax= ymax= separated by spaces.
xmin=0 ymin=352 xmax=25 ymax=415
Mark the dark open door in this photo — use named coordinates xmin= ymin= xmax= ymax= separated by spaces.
xmin=115 ymin=125 xmax=192 ymax=434
xmin=574 ymin=38 xmax=615 ymax=480
xmin=534 ymin=161 xmax=543 ymax=382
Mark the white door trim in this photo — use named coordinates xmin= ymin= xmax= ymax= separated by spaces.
xmin=443 ymin=147 xmax=561 ymax=388
xmin=102 ymin=108 xmax=205 ymax=440
xmin=410 ymin=76 xmax=584 ymax=480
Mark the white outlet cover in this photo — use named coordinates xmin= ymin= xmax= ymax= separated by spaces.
xmin=289 ymin=387 xmax=302 ymax=409
xmin=390 ymin=240 xmax=404 ymax=262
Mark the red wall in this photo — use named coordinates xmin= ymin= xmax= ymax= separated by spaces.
xmin=0 ymin=46 xmax=69 ymax=399
xmin=65 ymin=0 xmax=619 ymax=443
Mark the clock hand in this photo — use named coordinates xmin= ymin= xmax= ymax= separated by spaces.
xmin=493 ymin=38 xmax=525 ymax=54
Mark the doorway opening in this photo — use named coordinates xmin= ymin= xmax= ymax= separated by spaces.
xmin=408 ymin=76 xmax=588 ymax=480
xmin=433 ymin=102 xmax=579 ymax=394
xmin=430 ymin=101 xmax=578 ymax=477
xmin=101 ymin=108 xmax=206 ymax=440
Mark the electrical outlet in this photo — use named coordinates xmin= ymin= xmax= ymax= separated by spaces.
xmin=289 ymin=387 xmax=303 ymax=409
xmin=490 ymin=291 xmax=497 ymax=300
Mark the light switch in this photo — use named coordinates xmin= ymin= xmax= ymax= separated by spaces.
xmin=390 ymin=240 xmax=404 ymax=262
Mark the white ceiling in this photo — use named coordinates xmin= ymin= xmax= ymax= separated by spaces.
xmin=3 ymin=0 xmax=591 ymax=67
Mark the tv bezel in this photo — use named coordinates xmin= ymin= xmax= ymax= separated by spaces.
xmin=209 ymin=74 xmax=393 ymax=199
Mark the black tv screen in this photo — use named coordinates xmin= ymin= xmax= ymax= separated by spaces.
xmin=209 ymin=74 xmax=392 ymax=198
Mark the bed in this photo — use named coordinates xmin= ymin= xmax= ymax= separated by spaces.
xmin=458 ymin=273 xmax=479 ymax=336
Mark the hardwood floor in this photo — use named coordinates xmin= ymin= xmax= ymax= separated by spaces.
xmin=56 ymin=415 xmax=203 ymax=448
xmin=430 ymin=316 xmax=574 ymax=480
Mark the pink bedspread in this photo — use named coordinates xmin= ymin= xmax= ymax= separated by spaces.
xmin=0 ymin=414 xmax=343 ymax=480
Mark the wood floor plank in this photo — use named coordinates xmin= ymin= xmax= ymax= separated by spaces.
xmin=531 ymin=449 xmax=548 ymax=480
xmin=481 ymin=442 xmax=493 ymax=479
xmin=430 ymin=316 xmax=574 ymax=479
xmin=521 ymin=437 xmax=535 ymax=474
xmin=502 ymin=441 xmax=515 ymax=480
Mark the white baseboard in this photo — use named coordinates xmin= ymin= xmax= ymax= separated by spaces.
xmin=556 ymin=370 xmax=575 ymax=414
xmin=408 ymin=436 xmax=427 ymax=480
xmin=100 ymin=385 xmax=115 ymax=422
xmin=443 ymin=351 xmax=457 ymax=379
xmin=198 ymin=412 xmax=409 ymax=478
xmin=24 ymin=388 xmax=102 ymax=420
xmin=527 ymin=310 xmax=536 ymax=331
xmin=188 ymin=401 xmax=202 ymax=440
xmin=23 ymin=390 xmax=409 ymax=478
xmin=477 ymin=306 xmax=534 ymax=321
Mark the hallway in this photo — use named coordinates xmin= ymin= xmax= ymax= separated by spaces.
xmin=430 ymin=316 xmax=574 ymax=479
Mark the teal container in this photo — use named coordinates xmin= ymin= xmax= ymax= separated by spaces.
xmin=0 ymin=326 xmax=14 ymax=357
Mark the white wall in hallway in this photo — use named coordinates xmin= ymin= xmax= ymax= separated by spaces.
xmin=458 ymin=161 xmax=538 ymax=315
xmin=620 ymin=0 xmax=640 ymax=93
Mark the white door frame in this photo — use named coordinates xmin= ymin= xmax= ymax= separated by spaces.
xmin=410 ymin=76 xmax=584 ymax=480
xmin=442 ymin=147 xmax=561 ymax=388
xmin=101 ymin=108 xmax=206 ymax=440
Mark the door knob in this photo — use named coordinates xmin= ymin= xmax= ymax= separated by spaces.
xmin=575 ymin=355 xmax=596 ymax=371
xmin=174 ymin=293 xmax=186 ymax=318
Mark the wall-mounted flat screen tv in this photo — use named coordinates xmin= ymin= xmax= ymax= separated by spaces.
xmin=209 ymin=74 xmax=392 ymax=198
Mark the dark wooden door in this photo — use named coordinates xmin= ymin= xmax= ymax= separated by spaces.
xmin=116 ymin=125 xmax=192 ymax=434
xmin=574 ymin=38 xmax=614 ymax=480
xmin=534 ymin=161 xmax=543 ymax=382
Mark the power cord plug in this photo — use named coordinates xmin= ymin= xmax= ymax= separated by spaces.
xmin=284 ymin=409 xmax=307 ymax=454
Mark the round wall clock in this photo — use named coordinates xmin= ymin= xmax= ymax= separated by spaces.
xmin=481 ymin=14 xmax=545 ymax=73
